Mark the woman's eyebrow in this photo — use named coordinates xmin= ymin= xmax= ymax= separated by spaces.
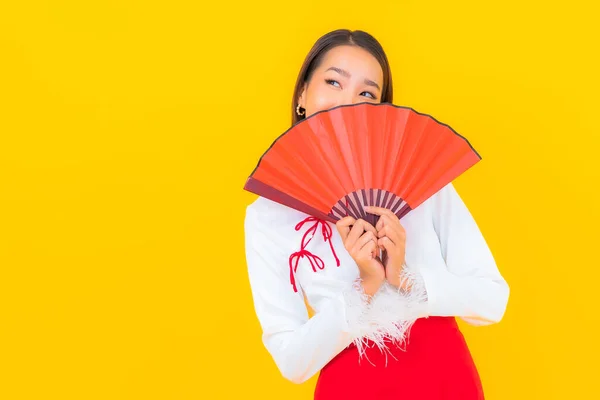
xmin=325 ymin=66 xmax=381 ymax=91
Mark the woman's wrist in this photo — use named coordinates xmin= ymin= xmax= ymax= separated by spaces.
xmin=360 ymin=275 xmax=385 ymax=297
xmin=387 ymin=264 xmax=412 ymax=292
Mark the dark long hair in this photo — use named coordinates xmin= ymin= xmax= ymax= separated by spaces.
xmin=291 ymin=29 xmax=394 ymax=126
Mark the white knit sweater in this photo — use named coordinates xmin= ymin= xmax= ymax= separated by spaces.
xmin=243 ymin=182 xmax=509 ymax=384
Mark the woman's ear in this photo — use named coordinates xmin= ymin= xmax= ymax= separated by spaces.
xmin=297 ymin=83 xmax=307 ymax=108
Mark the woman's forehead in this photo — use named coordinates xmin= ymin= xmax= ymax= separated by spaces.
xmin=318 ymin=46 xmax=383 ymax=82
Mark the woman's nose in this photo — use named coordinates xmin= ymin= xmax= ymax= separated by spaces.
xmin=335 ymin=94 xmax=360 ymax=107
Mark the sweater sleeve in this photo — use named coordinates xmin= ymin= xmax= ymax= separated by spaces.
xmin=419 ymin=181 xmax=510 ymax=325
xmin=244 ymin=205 xmax=375 ymax=384
xmin=360 ymin=182 xmax=510 ymax=349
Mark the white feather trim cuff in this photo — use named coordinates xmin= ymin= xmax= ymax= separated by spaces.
xmin=340 ymin=263 xmax=429 ymax=360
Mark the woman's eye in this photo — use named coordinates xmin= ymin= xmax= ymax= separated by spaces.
xmin=361 ymin=91 xmax=376 ymax=99
xmin=326 ymin=79 xmax=377 ymax=100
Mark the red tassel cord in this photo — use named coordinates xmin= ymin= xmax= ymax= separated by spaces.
xmin=288 ymin=216 xmax=340 ymax=292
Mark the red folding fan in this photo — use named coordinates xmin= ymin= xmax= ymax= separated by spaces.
xmin=243 ymin=102 xmax=481 ymax=227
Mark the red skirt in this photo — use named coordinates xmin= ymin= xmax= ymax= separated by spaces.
xmin=314 ymin=317 xmax=484 ymax=400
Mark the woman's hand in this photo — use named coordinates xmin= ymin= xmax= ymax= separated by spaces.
xmin=336 ymin=216 xmax=385 ymax=296
xmin=364 ymin=206 xmax=411 ymax=291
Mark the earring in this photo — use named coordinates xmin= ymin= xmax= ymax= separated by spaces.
xmin=296 ymin=104 xmax=305 ymax=116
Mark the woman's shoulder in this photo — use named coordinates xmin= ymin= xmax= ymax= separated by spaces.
xmin=245 ymin=196 xmax=307 ymax=223
xmin=244 ymin=197 xmax=310 ymax=242
xmin=417 ymin=182 xmax=459 ymax=211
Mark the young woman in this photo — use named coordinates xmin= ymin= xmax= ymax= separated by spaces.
xmin=244 ymin=29 xmax=509 ymax=399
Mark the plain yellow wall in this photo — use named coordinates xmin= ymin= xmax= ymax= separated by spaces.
xmin=1 ymin=1 xmax=599 ymax=399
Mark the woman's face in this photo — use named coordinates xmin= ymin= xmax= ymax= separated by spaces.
xmin=298 ymin=45 xmax=384 ymax=118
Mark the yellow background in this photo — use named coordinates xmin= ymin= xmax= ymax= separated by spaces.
xmin=1 ymin=1 xmax=599 ymax=399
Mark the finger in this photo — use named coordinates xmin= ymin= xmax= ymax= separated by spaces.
xmin=367 ymin=207 xmax=401 ymax=231
xmin=349 ymin=229 xmax=374 ymax=255
xmin=361 ymin=220 xmax=378 ymax=236
xmin=365 ymin=205 xmax=396 ymax=215
xmin=357 ymin=239 xmax=378 ymax=261
xmin=378 ymin=236 xmax=398 ymax=258
xmin=336 ymin=216 xmax=356 ymax=242
xmin=366 ymin=206 xmax=399 ymax=222
xmin=377 ymin=213 xmax=404 ymax=234
xmin=377 ymin=223 xmax=405 ymax=246
xmin=375 ymin=212 xmax=391 ymax=231
xmin=379 ymin=235 xmax=405 ymax=262
xmin=346 ymin=219 xmax=377 ymax=249
xmin=351 ymin=231 xmax=377 ymax=258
